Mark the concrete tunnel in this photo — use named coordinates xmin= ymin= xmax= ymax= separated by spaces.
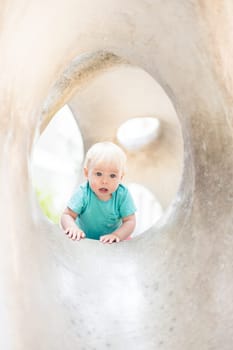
xmin=0 ymin=1 xmax=233 ymax=349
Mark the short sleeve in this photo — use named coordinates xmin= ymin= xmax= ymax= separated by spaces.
xmin=118 ymin=186 xmax=136 ymax=218
xmin=67 ymin=185 xmax=87 ymax=215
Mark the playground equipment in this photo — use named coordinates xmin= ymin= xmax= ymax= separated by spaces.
xmin=0 ymin=1 xmax=232 ymax=349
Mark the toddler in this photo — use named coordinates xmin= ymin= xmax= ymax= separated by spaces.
xmin=60 ymin=141 xmax=136 ymax=243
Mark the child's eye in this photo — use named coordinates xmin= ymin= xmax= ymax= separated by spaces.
xmin=110 ymin=174 xmax=117 ymax=178
xmin=96 ymin=172 xmax=102 ymax=176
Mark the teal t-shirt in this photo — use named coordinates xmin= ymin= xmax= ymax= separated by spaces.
xmin=67 ymin=182 xmax=136 ymax=240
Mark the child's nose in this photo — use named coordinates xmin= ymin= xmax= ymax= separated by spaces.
xmin=102 ymin=176 xmax=108 ymax=184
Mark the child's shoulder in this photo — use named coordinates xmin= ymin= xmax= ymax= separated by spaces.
xmin=79 ymin=181 xmax=88 ymax=190
xmin=73 ymin=181 xmax=89 ymax=195
xmin=116 ymin=183 xmax=129 ymax=196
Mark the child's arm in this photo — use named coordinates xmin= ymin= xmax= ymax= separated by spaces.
xmin=60 ymin=207 xmax=85 ymax=241
xmin=100 ymin=214 xmax=136 ymax=244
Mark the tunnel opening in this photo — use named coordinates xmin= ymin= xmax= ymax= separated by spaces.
xmin=31 ymin=105 xmax=84 ymax=224
xmin=31 ymin=105 xmax=164 ymax=237
xmin=117 ymin=117 xmax=161 ymax=151
xmin=31 ymin=51 xmax=184 ymax=239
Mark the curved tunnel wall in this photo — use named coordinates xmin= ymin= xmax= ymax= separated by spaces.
xmin=0 ymin=1 xmax=233 ymax=349
xmin=41 ymin=51 xmax=184 ymax=209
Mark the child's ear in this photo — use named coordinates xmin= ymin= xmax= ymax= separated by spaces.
xmin=84 ymin=167 xmax=88 ymax=178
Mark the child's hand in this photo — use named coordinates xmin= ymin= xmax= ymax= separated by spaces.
xmin=100 ymin=233 xmax=120 ymax=244
xmin=65 ymin=226 xmax=85 ymax=241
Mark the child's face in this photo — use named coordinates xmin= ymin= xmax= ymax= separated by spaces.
xmin=84 ymin=161 xmax=123 ymax=201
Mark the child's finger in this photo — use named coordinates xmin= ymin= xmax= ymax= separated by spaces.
xmin=74 ymin=231 xmax=85 ymax=241
xmin=80 ymin=231 xmax=86 ymax=239
xmin=100 ymin=235 xmax=120 ymax=244
xmin=100 ymin=235 xmax=109 ymax=243
xmin=66 ymin=230 xmax=77 ymax=240
xmin=72 ymin=233 xmax=78 ymax=240
xmin=100 ymin=236 xmax=106 ymax=243
xmin=66 ymin=231 xmax=73 ymax=238
xmin=110 ymin=236 xmax=120 ymax=244
xmin=69 ymin=232 xmax=75 ymax=239
xmin=65 ymin=228 xmax=70 ymax=235
xmin=76 ymin=231 xmax=84 ymax=240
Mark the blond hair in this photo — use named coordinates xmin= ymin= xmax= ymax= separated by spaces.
xmin=84 ymin=141 xmax=127 ymax=173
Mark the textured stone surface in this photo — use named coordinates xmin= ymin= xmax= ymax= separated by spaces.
xmin=0 ymin=1 xmax=233 ymax=349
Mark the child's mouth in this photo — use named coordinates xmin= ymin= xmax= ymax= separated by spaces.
xmin=99 ymin=188 xmax=108 ymax=193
